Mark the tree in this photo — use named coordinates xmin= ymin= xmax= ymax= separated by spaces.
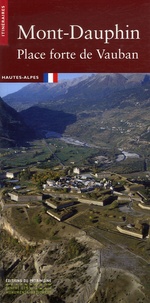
xmin=20 ymin=168 xmax=31 ymax=181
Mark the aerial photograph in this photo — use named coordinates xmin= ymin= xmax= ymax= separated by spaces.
xmin=0 ymin=73 xmax=150 ymax=303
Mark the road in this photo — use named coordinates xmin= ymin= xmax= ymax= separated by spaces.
xmin=42 ymin=139 xmax=65 ymax=168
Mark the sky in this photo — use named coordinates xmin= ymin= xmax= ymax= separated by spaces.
xmin=0 ymin=73 xmax=94 ymax=97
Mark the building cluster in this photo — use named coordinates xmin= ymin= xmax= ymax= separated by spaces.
xmin=43 ymin=170 xmax=113 ymax=194
xmin=0 ymin=169 xmax=149 ymax=235
xmin=0 ymin=171 xmax=19 ymax=189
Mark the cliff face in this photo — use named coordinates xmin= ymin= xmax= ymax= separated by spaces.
xmin=0 ymin=97 xmax=35 ymax=147
xmin=2 ymin=217 xmax=37 ymax=246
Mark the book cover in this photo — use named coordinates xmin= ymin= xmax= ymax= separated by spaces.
xmin=0 ymin=1 xmax=150 ymax=303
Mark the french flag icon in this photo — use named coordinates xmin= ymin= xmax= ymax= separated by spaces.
xmin=43 ymin=73 xmax=58 ymax=83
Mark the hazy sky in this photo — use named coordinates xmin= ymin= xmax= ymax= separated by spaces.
xmin=0 ymin=73 xmax=94 ymax=97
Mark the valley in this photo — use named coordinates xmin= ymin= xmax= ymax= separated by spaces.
xmin=3 ymin=73 xmax=149 ymax=155
xmin=0 ymin=136 xmax=148 ymax=174
xmin=0 ymin=73 xmax=150 ymax=303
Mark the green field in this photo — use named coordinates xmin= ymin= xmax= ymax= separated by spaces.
xmin=1 ymin=137 xmax=148 ymax=176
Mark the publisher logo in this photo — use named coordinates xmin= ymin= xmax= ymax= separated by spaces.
xmin=5 ymin=278 xmax=53 ymax=295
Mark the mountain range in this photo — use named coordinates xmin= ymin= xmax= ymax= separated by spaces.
xmin=4 ymin=73 xmax=150 ymax=112
xmin=0 ymin=97 xmax=34 ymax=147
xmin=2 ymin=73 xmax=150 ymax=150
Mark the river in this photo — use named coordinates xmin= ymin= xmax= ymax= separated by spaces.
xmin=116 ymin=151 xmax=140 ymax=162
